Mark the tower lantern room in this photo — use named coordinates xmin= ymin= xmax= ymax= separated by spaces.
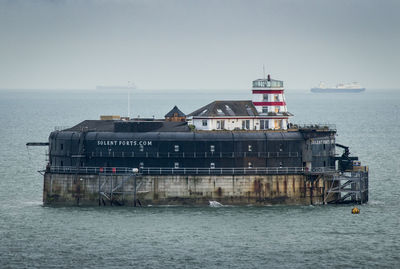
xmin=252 ymin=74 xmax=292 ymax=129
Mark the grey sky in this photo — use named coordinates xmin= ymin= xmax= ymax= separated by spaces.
xmin=0 ymin=0 xmax=399 ymax=90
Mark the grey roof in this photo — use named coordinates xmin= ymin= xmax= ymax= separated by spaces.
xmin=165 ymin=105 xmax=186 ymax=118
xmin=65 ymin=120 xmax=115 ymax=132
xmin=188 ymin=100 xmax=259 ymax=117
xmin=65 ymin=120 xmax=190 ymax=132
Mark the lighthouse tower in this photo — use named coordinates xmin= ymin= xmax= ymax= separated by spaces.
xmin=252 ymin=74 xmax=292 ymax=130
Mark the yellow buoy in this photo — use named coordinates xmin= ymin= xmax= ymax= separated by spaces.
xmin=352 ymin=207 xmax=360 ymax=214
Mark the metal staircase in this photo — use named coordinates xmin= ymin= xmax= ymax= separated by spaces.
xmin=324 ymin=170 xmax=369 ymax=204
xmin=98 ymin=172 xmax=144 ymax=206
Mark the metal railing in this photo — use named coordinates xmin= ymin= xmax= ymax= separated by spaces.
xmin=140 ymin=167 xmax=305 ymax=175
xmin=85 ymin=151 xmax=301 ymax=159
xmin=48 ymin=166 xmax=337 ymax=175
xmin=49 ymin=166 xmax=134 ymax=174
xmin=306 ymin=167 xmax=336 ymax=174
xmin=54 ymin=126 xmax=71 ymax=131
xmin=291 ymin=123 xmax=336 ymax=131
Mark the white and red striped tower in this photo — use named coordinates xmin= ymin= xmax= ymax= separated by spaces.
xmin=252 ymin=74 xmax=292 ymax=130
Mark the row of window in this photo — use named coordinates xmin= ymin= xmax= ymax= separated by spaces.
xmin=174 ymin=144 xmax=258 ymax=152
xmin=253 ymin=80 xmax=283 ymax=88
xmin=56 ymin=142 xmax=287 ymax=155
xmin=58 ymin=160 xmax=284 ymax=168
xmin=171 ymin=161 xmax=288 ymax=169
xmin=202 ymin=119 xmax=284 ymax=130
xmin=172 ymin=162 xmax=256 ymax=169
xmin=61 ymin=143 xmax=284 ymax=155
xmin=262 ymin=94 xmax=280 ymax=102
xmin=261 ymin=106 xmax=281 ymax=113
xmin=58 ymin=161 xmax=329 ymax=168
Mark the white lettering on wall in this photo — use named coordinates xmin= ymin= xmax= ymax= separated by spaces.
xmin=311 ymin=139 xmax=333 ymax=145
xmin=96 ymin=140 xmax=153 ymax=147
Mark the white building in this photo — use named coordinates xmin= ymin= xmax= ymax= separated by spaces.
xmin=187 ymin=75 xmax=292 ymax=131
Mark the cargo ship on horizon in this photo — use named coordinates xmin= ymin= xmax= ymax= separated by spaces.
xmin=96 ymin=85 xmax=135 ymax=90
xmin=311 ymin=82 xmax=365 ymax=93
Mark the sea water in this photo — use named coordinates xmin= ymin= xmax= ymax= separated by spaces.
xmin=0 ymin=88 xmax=399 ymax=268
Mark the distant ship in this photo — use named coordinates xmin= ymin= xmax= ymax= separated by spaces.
xmin=311 ymin=82 xmax=365 ymax=93
xmin=96 ymin=86 xmax=135 ymax=90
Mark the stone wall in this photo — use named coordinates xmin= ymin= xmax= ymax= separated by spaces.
xmin=43 ymin=173 xmax=338 ymax=206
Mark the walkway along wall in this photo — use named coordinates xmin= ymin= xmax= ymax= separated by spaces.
xmin=43 ymin=173 xmax=340 ymax=206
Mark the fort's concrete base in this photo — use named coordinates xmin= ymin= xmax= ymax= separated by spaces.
xmin=43 ymin=173 xmax=339 ymax=206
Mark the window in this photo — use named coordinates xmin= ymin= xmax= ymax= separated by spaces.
xmin=248 ymin=162 xmax=253 ymax=168
xmin=210 ymin=145 xmax=215 ymax=152
xmin=278 ymin=120 xmax=282 ymax=129
xmin=60 ymin=160 xmax=63 ymax=167
xmin=139 ymin=145 xmax=144 ymax=152
xmin=263 ymin=94 xmax=268 ymax=101
xmin=60 ymin=143 xmax=64 ymax=150
xmin=242 ymin=120 xmax=250 ymax=130
xmin=260 ymin=120 xmax=269 ymax=130
xmin=139 ymin=162 xmax=144 ymax=168
xmin=274 ymin=95 xmax=279 ymax=101
xmin=262 ymin=106 xmax=268 ymax=113
xmin=210 ymin=163 xmax=215 ymax=169
xmin=323 ymin=161 xmax=326 ymax=167
xmin=202 ymin=120 xmax=207 ymax=126
xmin=323 ymin=144 xmax=326 ymax=150
xmin=174 ymin=145 xmax=180 ymax=152
xmin=174 ymin=162 xmax=179 ymax=169
xmin=248 ymin=145 xmax=252 ymax=152
xmin=279 ymin=144 xmax=283 ymax=152
xmin=279 ymin=162 xmax=283 ymax=168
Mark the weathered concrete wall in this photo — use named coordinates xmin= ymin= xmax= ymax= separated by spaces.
xmin=43 ymin=173 xmax=338 ymax=206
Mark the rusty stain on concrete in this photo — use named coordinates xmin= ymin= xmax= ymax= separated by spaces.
xmin=43 ymin=173 xmax=339 ymax=206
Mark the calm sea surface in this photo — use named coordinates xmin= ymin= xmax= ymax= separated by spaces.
xmin=0 ymin=88 xmax=399 ymax=268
